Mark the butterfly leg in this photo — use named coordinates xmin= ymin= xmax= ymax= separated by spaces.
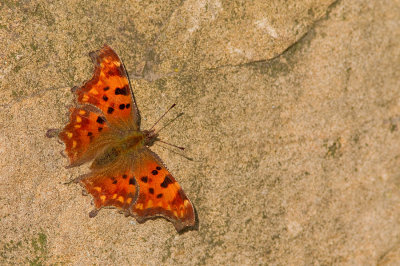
xmin=46 ymin=128 xmax=61 ymax=138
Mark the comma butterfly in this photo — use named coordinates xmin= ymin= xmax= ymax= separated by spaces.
xmin=57 ymin=45 xmax=195 ymax=232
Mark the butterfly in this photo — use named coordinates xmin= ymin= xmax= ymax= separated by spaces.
xmin=57 ymin=45 xmax=195 ymax=232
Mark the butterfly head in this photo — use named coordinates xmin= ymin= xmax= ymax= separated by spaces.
xmin=143 ymin=129 xmax=159 ymax=147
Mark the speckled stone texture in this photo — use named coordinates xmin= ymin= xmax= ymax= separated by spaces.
xmin=0 ymin=0 xmax=399 ymax=264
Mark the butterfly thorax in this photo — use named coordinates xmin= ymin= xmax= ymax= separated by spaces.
xmin=121 ymin=129 xmax=158 ymax=149
xmin=122 ymin=131 xmax=146 ymax=151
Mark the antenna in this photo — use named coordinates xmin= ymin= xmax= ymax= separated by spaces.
xmin=155 ymin=142 xmax=193 ymax=161
xmin=155 ymin=112 xmax=184 ymax=135
xmin=149 ymin=103 xmax=192 ymax=159
xmin=157 ymin=139 xmax=185 ymax=150
xmin=149 ymin=103 xmax=176 ymax=131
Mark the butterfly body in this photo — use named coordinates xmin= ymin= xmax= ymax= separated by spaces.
xmin=58 ymin=45 xmax=195 ymax=232
xmin=90 ymin=129 xmax=158 ymax=170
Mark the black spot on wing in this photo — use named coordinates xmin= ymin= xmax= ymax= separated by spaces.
xmin=107 ymin=107 xmax=114 ymax=114
xmin=115 ymin=85 xmax=129 ymax=96
xmin=160 ymin=175 xmax=173 ymax=188
xmin=96 ymin=116 xmax=105 ymax=124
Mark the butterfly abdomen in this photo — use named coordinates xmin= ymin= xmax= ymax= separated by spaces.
xmin=91 ymin=146 xmax=121 ymax=168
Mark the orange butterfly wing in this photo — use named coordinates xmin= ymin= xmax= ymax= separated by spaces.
xmin=75 ymin=44 xmax=140 ymax=127
xmin=78 ymin=148 xmax=195 ymax=231
xmin=130 ymin=149 xmax=195 ymax=231
xmin=59 ymin=106 xmax=109 ymax=166
xmin=80 ymin=167 xmax=138 ymax=217
xmin=59 ymin=45 xmax=139 ymax=165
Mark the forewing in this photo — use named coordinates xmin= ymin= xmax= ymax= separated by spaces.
xmin=74 ymin=44 xmax=140 ymax=128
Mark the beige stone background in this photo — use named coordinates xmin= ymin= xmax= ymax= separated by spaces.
xmin=0 ymin=0 xmax=399 ymax=264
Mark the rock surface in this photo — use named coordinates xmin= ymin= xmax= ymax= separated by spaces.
xmin=0 ymin=0 xmax=399 ymax=264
